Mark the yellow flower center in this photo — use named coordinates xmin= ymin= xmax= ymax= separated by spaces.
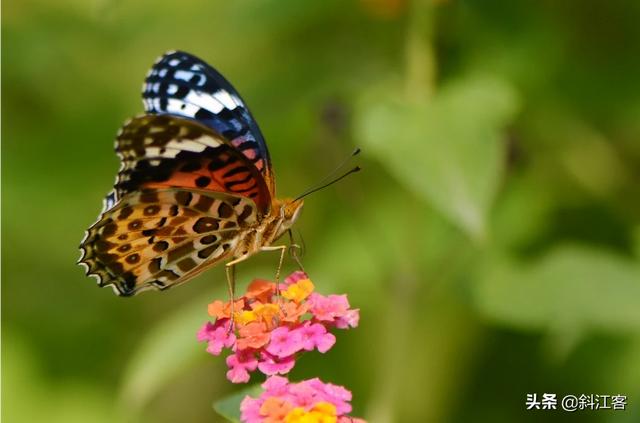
xmin=284 ymin=402 xmax=337 ymax=423
xmin=282 ymin=279 xmax=315 ymax=303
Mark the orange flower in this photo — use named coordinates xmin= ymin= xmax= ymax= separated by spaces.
xmin=208 ymin=298 xmax=245 ymax=319
xmin=236 ymin=321 xmax=270 ymax=350
xmin=259 ymin=397 xmax=294 ymax=423
xmin=246 ymin=279 xmax=275 ymax=303
xmin=252 ymin=303 xmax=281 ymax=329
xmin=281 ymin=301 xmax=309 ymax=323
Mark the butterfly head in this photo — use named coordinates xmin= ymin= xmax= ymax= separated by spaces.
xmin=273 ymin=198 xmax=304 ymax=237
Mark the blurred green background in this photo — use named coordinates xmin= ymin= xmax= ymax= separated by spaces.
xmin=3 ymin=0 xmax=640 ymax=421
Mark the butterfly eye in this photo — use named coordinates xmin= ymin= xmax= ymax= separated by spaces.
xmin=281 ymin=201 xmax=303 ymax=225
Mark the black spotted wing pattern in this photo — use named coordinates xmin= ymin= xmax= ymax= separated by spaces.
xmin=79 ymin=188 xmax=258 ymax=296
xmin=110 ymin=114 xmax=271 ymax=214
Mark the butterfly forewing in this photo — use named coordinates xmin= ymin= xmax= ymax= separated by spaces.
xmin=111 ymin=114 xmax=271 ymax=213
xmin=142 ymin=50 xmax=274 ymax=192
xmin=80 ymin=188 xmax=258 ymax=296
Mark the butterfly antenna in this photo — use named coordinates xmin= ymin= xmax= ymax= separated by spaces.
xmin=304 ymin=148 xmax=360 ymax=190
xmin=293 ymin=166 xmax=361 ymax=202
xmin=293 ymin=148 xmax=361 ymax=201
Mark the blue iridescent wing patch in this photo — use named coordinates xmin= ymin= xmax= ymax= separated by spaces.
xmin=142 ymin=51 xmax=272 ymax=186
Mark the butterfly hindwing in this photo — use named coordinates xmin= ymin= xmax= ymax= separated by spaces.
xmin=142 ymin=50 xmax=274 ymax=192
xmin=111 ymin=114 xmax=271 ymax=214
xmin=79 ymin=188 xmax=259 ymax=296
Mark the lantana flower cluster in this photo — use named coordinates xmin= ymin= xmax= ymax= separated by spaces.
xmin=198 ymin=271 xmax=360 ymax=383
xmin=240 ymin=376 xmax=365 ymax=423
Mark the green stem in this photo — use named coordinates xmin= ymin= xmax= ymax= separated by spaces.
xmin=405 ymin=0 xmax=436 ymax=103
xmin=365 ymin=5 xmax=438 ymax=420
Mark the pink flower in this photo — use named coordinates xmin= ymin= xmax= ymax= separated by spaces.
xmin=257 ymin=352 xmax=296 ymax=375
xmin=315 ymin=379 xmax=353 ymax=414
xmin=262 ymin=375 xmax=290 ymax=395
xmin=196 ymin=321 xmax=214 ymax=341
xmin=289 ymin=378 xmax=352 ymax=414
xmin=265 ymin=326 xmax=304 ymax=358
xmin=308 ymin=293 xmax=351 ymax=323
xmin=286 ymin=380 xmax=319 ymax=409
xmin=226 ymin=351 xmax=258 ymax=383
xmin=198 ymin=272 xmax=359 ymax=383
xmin=239 ymin=395 xmax=262 ymax=423
xmin=335 ymin=309 xmax=360 ymax=329
xmin=299 ymin=322 xmax=336 ymax=353
xmin=240 ymin=376 xmax=364 ymax=423
xmin=197 ymin=320 xmax=235 ymax=355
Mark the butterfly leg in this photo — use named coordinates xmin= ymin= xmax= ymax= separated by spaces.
xmin=261 ymin=245 xmax=289 ymax=316
xmin=287 ymin=229 xmax=305 ymax=272
xmin=260 ymin=245 xmax=288 ymax=300
xmin=225 ymin=265 xmax=236 ymax=332
xmin=224 ymin=264 xmax=237 ymax=333
xmin=225 ymin=254 xmax=251 ymax=333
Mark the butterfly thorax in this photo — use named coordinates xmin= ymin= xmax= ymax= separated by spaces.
xmin=233 ymin=198 xmax=303 ymax=259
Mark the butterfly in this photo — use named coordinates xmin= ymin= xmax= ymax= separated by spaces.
xmin=79 ymin=51 xmax=305 ymax=297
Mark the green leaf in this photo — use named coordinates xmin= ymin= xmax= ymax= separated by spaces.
xmin=354 ymin=75 xmax=519 ymax=241
xmin=490 ymin=172 xmax=554 ymax=251
xmin=474 ymin=245 xmax=640 ymax=336
xmin=213 ymin=384 xmax=262 ymax=422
